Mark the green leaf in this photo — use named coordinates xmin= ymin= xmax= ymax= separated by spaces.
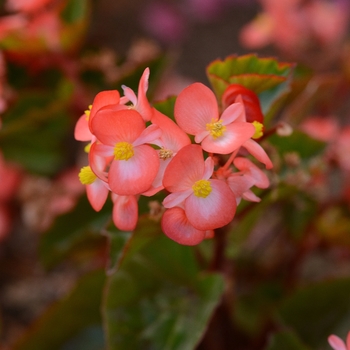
xmin=265 ymin=330 xmax=311 ymax=350
xmin=103 ymin=218 xmax=225 ymax=350
xmin=277 ymin=278 xmax=350 ymax=348
xmin=206 ymin=54 xmax=294 ymax=111
xmin=39 ymin=195 xmax=112 ymax=268
xmin=13 ymin=270 xmax=105 ymax=350
xmin=153 ymin=96 xmax=176 ymax=122
xmin=269 ymin=130 xmax=326 ymax=164
xmin=0 ymin=91 xmax=72 ymax=175
xmin=61 ymin=0 xmax=89 ymax=24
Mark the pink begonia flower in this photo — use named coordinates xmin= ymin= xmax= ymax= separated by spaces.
xmin=90 ymin=109 xmax=161 ymax=196
xmin=142 ymin=109 xmax=191 ymax=196
xmin=112 ymin=193 xmax=138 ymax=231
xmin=227 ymin=157 xmax=269 ymax=204
xmin=300 ymin=116 xmax=338 ymax=142
xmin=328 ymin=332 xmax=350 ymax=350
xmin=174 ymin=83 xmax=255 ymax=154
xmin=240 ymin=0 xmax=349 ymax=52
xmin=162 ymin=144 xmax=236 ymax=234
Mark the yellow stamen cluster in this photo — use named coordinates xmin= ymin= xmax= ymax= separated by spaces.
xmin=206 ymin=119 xmax=226 ymax=139
xmin=252 ymin=121 xmax=264 ymax=139
xmin=159 ymin=148 xmax=173 ymax=160
xmin=192 ymin=179 xmax=212 ymax=198
xmin=84 ymin=105 xmax=92 ymax=120
xmin=114 ymin=142 xmax=134 ymax=160
xmin=79 ymin=166 xmax=97 ymax=185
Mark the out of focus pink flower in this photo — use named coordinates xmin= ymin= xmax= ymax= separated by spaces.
xmin=328 ymin=331 xmax=350 ymax=350
xmin=300 ymin=116 xmax=339 ymax=142
xmin=240 ymin=0 xmax=350 ymax=53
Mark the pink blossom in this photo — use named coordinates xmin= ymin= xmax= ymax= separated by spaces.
xmin=162 ymin=144 xmax=236 ymax=235
xmin=90 ymin=109 xmax=161 ymax=196
xmin=174 ymin=82 xmax=255 ymax=154
xmin=328 ymin=332 xmax=350 ymax=350
xmin=112 ymin=194 xmax=138 ymax=231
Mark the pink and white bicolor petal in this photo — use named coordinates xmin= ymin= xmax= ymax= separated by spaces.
xmin=242 ymin=139 xmax=273 ymax=169
xmin=91 ymin=109 xmax=145 ymax=146
xmin=86 ymin=179 xmax=109 ymax=212
xmin=174 ymin=82 xmax=219 ymax=135
xmin=163 ymin=144 xmax=206 ymax=193
xmin=328 ymin=335 xmax=348 ymax=350
xmin=161 ymin=207 xmax=207 ymax=245
xmin=201 ymin=122 xmax=255 ymax=154
xmin=185 ymin=179 xmax=236 ymax=230
xmin=109 ymin=145 xmax=159 ymax=195
xmin=220 ymin=101 xmax=246 ymax=125
xmin=112 ymin=194 xmax=138 ymax=231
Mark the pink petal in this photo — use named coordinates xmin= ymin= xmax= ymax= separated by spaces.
xmin=112 ymin=195 xmax=138 ymax=231
xmin=328 ymin=335 xmax=347 ymax=350
xmin=233 ymin=157 xmax=269 ymax=188
xmin=86 ymin=179 xmax=109 ymax=212
xmin=163 ymin=144 xmax=205 ymax=192
xmin=133 ymin=124 xmax=162 ymax=147
xmin=161 ymin=207 xmax=207 ymax=245
xmin=201 ymin=122 xmax=255 ymax=154
xmin=220 ymin=101 xmax=246 ymax=125
xmin=185 ymin=179 xmax=236 ymax=230
xmin=122 ymin=85 xmax=137 ymax=105
xmin=91 ymin=109 xmax=145 ymax=146
xmin=109 ymin=145 xmax=159 ymax=195
xmin=74 ymin=114 xmax=92 ymax=141
xmin=89 ymin=90 xmax=120 ymax=121
xmin=163 ymin=189 xmax=192 ymax=208
xmin=151 ymin=109 xmax=191 ymax=151
xmin=242 ymin=139 xmax=273 ymax=169
xmin=136 ymin=67 xmax=153 ymax=121
xmin=174 ymin=82 xmax=219 ymax=135
xmin=347 ymin=332 xmax=350 ymax=350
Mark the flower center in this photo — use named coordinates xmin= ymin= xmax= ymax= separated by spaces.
xmin=79 ymin=166 xmax=97 ymax=185
xmin=206 ymin=119 xmax=226 ymax=139
xmin=114 ymin=142 xmax=134 ymax=160
xmin=192 ymin=179 xmax=212 ymax=198
xmin=252 ymin=121 xmax=264 ymax=139
xmin=159 ymin=148 xmax=173 ymax=160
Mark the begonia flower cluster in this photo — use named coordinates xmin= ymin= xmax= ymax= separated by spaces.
xmin=75 ymin=68 xmax=272 ymax=245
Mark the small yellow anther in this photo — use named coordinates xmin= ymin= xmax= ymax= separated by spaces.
xmin=79 ymin=166 xmax=97 ymax=185
xmin=252 ymin=121 xmax=264 ymax=139
xmin=192 ymin=179 xmax=212 ymax=198
xmin=206 ymin=119 xmax=226 ymax=139
xmin=159 ymin=148 xmax=173 ymax=160
xmin=114 ymin=142 xmax=134 ymax=161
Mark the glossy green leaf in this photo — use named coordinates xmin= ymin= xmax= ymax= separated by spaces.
xmin=265 ymin=330 xmax=311 ymax=350
xmin=277 ymin=278 xmax=350 ymax=348
xmin=103 ymin=218 xmax=225 ymax=350
xmin=206 ymin=54 xmax=294 ymax=109
xmin=39 ymin=195 xmax=112 ymax=268
xmin=13 ymin=270 xmax=105 ymax=350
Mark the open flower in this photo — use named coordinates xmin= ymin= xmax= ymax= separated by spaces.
xmin=162 ymin=144 xmax=236 ymax=244
xmin=90 ymin=109 xmax=161 ymax=195
xmin=174 ymin=82 xmax=255 ymax=154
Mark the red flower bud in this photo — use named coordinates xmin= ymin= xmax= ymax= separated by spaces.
xmin=222 ymin=84 xmax=264 ymax=124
